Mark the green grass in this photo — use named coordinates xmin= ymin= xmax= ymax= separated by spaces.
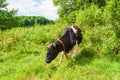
xmin=0 ymin=25 xmax=120 ymax=80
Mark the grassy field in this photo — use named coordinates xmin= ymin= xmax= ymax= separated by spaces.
xmin=0 ymin=25 xmax=120 ymax=80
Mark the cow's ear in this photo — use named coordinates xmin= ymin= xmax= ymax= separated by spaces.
xmin=46 ymin=42 xmax=52 ymax=48
xmin=53 ymin=43 xmax=56 ymax=48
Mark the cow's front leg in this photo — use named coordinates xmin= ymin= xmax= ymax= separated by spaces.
xmin=59 ymin=52 xmax=64 ymax=64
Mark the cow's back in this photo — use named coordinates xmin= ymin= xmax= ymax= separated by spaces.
xmin=59 ymin=26 xmax=82 ymax=53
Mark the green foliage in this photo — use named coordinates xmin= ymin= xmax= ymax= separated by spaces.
xmin=0 ymin=0 xmax=8 ymax=8
xmin=54 ymin=0 xmax=119 ymax=28
xmin=76 ymin=4 xmax=102 ymax=27
xmin=0 ymin=0 xmax=19 ymax=30
xmin=0 ymin=0 xmax=120 ymax=79
xmin=54 ymin=0 xmax=120 ymax=55
xmin=53 ymin=0 xmax=106 ymax=19
xmin=0 ymin=0 xmax=54 ymax=30
xmin=18 ymin=16 xmax=54 ymax=27
xmin=0 ymin=25 xmax=120 ymax=80
xmin=81 ymin=25 xmax=120 ymax=55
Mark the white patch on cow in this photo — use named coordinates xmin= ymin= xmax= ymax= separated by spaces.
xmin=71 ymin=26 xmax=77 ymax=34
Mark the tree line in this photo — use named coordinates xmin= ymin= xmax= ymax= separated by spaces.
xmin=18 ymin=16 xmax=54 ymax=27
xmin=0 ymin=0 xmax=54 ymax=31
xmin=1 ymin=0 xmax=120 ymax=31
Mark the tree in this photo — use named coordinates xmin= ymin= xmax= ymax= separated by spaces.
xmin=53 ymin=0 xmax=106 ymax=18
xmin=0 ymin=0 xmax=19 ymax=30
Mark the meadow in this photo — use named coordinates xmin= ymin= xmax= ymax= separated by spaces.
xmin=0 ymin=24 xmax=120 ymax=80
xmin=0 ymin=0 xmax=120 ymax=79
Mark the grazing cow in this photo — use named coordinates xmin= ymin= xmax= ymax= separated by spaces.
xmin=46 ymin=26 xmax=82 ymax=64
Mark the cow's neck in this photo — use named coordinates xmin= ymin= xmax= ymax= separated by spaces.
xmin=55 ymin=41 xmax=63 ymax=53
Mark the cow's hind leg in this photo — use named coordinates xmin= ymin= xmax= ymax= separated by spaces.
xmin=72 ymin=41 xmax=78 ymax=62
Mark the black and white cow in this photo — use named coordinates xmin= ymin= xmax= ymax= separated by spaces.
xmin=46 ymin=26 xmax=82 ymax=64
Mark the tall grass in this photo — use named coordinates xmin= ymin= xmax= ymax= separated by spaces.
xmin=0 ymin=0 xmax=120 ymax=79
xmin=0 ymin=24 xmax=120 ymax=80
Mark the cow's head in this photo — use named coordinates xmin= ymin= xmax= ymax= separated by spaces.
xmin=46 ymin=43 xmax=59 ymax=63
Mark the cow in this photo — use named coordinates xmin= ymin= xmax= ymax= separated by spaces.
xmin=46 ymin=26 xmax=82 ymax=64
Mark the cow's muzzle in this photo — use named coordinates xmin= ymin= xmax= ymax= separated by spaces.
xmin=46 ymin=59 xmax=51 ymax=63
